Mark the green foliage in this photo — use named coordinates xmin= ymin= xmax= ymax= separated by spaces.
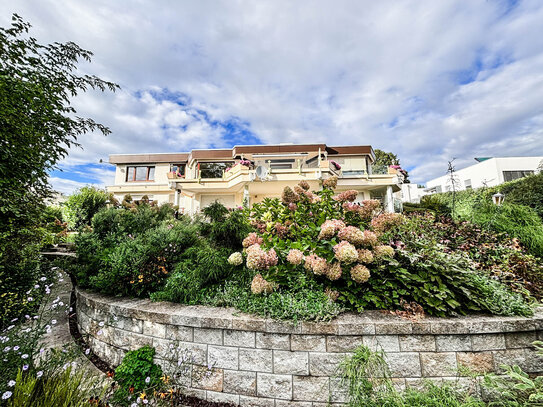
xmin=481 ymin=341 xmax=543 ymax=406
xmin=63 ymin=186 xmax=111 ymax=230
xmin=202 ymin=200 xmax=230 ymax=222
xmin=5 ymin=367 xmax=107 ymax=407
xmin=338 ymin=345 xmax=484 ymax=407
xmin=336 ymin=345 xmax=392 ymax=405
xmin=499 ymin=172 xmax=543 ymax=220
xmin=113 ymin=346 xmax=163 ymax=406
xmin=198 ymin=280 xmax=344 ymax=322
xmin=0 ymin=14 xmax=116 ymax=330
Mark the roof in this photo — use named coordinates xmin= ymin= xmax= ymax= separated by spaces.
xmin=109 ymin=144 xmax=375 ymax=164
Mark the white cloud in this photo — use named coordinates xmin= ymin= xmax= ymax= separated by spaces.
xmin=2 ymin=0 xmax=543 ymax=190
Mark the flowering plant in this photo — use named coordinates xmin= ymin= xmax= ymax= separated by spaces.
xmin=329 ymin=160 xmax=342 ymax=170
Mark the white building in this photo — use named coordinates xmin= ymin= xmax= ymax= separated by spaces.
xmin=401 ymin=183 xmax=428 ymax=204
xmin=425 ymin=156 xmax=543 ymax=194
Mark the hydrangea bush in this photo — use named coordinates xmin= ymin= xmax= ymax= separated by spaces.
xmin=227 ymin=178 xmax=532 ymax=317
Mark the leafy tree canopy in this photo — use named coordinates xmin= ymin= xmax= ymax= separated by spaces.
xmin=374 ymin=149 xmax=410 ymax=183
xmin=0 ymin=14 xmax=118 ymax=237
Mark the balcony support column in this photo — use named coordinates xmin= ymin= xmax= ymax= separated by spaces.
xmin=243 ymin=184 xmax=250 ymax=208
xmin=386 ymin=185 xmax=394 ymax=213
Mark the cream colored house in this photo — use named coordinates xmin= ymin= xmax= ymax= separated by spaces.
xmin=107 ymin=144 xmax=402 ymax=214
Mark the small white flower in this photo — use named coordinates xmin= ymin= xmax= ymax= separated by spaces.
xmin=63 ymin=363 xmax=69 ymax=370
xmin=10 ymin=318 xmax=18 ymax=323
xmin=21 ymin=354 xmax=28 ymax=359
xmin=27 ymin=297 xmax=33 ymax=302
xmin=58 ymin=302 xmax=64 ymax=306
xmin=39 ymin=348 xmax=44 ymax=354
xmin=22 ymin=365 xmax=28 ymax=371
xmin=34 ymin=284 xmax=40 ymax=289
xmin=145 ymin=376 xmax=150 ymax=384
xmin=3 ymin=347 xmax=10 ymax=352
xmin=2 ymin=391 xmax=12 ymax=400
xmin=98 ymin=322 xmax=104 ymax=327
xmin=40 ymin=277 xmax=47 ymax=281
xmin=51 ymin=320 xmax=57 ymax=325
xmin=97 ymin=330 xmax=103 ymax=336
xmin=13 ymin=346 xmax=19 ymax=351
xmin=36 ymin=371 xmax=43 ymax=378
xmin=25 ymin=315 xmax=30 ymax=319
xmin=85 ymin=349 xmax=90 ymax=355
xmin=7 ymin=380 xmax=15 ymax=387
xmin=143 ymin=400 xmax=148 ymax=405
xmin=7 ymin=325 xmax=14 ymax=330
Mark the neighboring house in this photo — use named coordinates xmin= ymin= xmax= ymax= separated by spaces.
xmin=107 ymin=143 xmax=402 ymax=214
xmin=400 ymin=183 xmax=427 ymax=204
xmin=425 ymin=156 xmax=543 ymax=195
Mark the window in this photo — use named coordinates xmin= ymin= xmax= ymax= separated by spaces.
xmin=464 ymin=179 xmax=472 ymax=189
xmin=503 ymin=170 xmax=534 ymax=182
xmin=171 ymin=163 xmax=185 ymax=176
xmin=342 ymin=170 xmax=366 ymax=176
xmin=269 ymin=159 xmax=294 ymax=170
xmin=126 ymin=166 xmax=155 ymax=182
xmin=435 ymin=185 xmax=442 ymax=193
xmin=199 ymin=162 xmax=234 ymax=178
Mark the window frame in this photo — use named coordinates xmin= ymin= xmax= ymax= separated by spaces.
xmin=126 ymin=165 xmax=155 ymax=182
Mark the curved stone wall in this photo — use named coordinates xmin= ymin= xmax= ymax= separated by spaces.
xmin=76 ymin=288 xmax=543 ymax=406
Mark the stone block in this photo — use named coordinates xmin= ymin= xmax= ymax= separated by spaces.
xmin=291 ymin=335 xmax=326 ymax=352
xmin=194 ymin=328 xmax=223 ymax=345
xmin=122 ymin=331 xmax=153 ymax=351
xmin=385 ymin=352 xmax=421 ymax=378
xmin=177 ymin=341 xmax=207 ymax=365
xmin=301 ymin=322 xmax=338 ymax=335
xmin=420 ymin=352 xmax=457 ymax=377
xmin=435 ymin=335 xmax=472 ymax=352
xmin=293 ymin=376 xmax=329 ymax=402
xmin=399 ymin=335 xmax=436 ymax=352
xmin=256 ymin=332 xmax=291 ymax=350
xmin=274 ymin=350 xmax=309 ymax=375
xmin=165 ymin=324 xmax=193 ymax=342
xmin=201 ymin=316 xmax=233 ymax=329
xmin=275 ymin=401 xmax=312 ymax=407
xmin=224 ymin=329 xmax=256 ymax=347
xmin=405 ymin=377 xmax=443 ymax=391
xmin=326 ymin=335 xmax=364 ymax=352
xmin=239 ymin=348 xmax=273 ymax=372
xmin=233 ymin=316 xmax=267 ymax=332
xmin=457 ymin=352 xmax=494 ymax=374
xmin=363 ymin=335 xmax=400 ymax=352
xmin=329 ymin=377 xmax=348 ymax=403
xmin=224 ymin=369 xmax=257 ymax=396
xmin=180 ymin=387 xmax=206 ymax=399
xmin=114 ymin=315 xmax=143 ymax=334
xmin=257 ymin=373 xmax=292 ymax=400
xmin=239 ymin=395 xmax=275 ymax=407
xmin=208 ymin=345 xmax=238 ymax=370
xmin=375 ymin=322 xmax=412 ymax=335
xmin=471 ymin=334 xmax=506 ymax=351
xmin=505 ymin=331 xmax=537 ymax=349
xmin=411 ymin=322 xmax=432 ymax=334
xmin=192 ymin=365 xmax=224 ymax=391
xmin=142 ymin=320 xmax=166 ymax=338
xmin=309 ymin=352 xmax=347 ymax=376
xmin=206 ymin=390 xmax=240 ymax=405
xmin=493 ymin=348 xmax=543 ymax=373
xmin=431 ymin=321 xmax=470 ymax=335
xmin=267 ymin=320 xmax=301 ymax=334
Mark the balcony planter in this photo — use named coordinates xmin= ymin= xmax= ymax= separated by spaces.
xmin=167 ymin=172 xmax=184 ymax=179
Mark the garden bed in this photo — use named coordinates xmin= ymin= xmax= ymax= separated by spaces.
xmin=77 ymin=288 xmax=543 ymax=405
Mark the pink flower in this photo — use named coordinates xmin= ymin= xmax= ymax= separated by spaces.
xmin=360 ymin=230 xmax=379 ymax=247
xmin=333 ymin=190 xmax=358 ymax=202
xmin=357 ymin=249 xmax=374 ymax=264
xmin=350 ymin=264 xmax=371 ymax=283
xmin=286 ymin=249 xmax=304 ymax=265
xmin=333 ymin=241 xmax=358 ymax=264
xmin=251 ymin=274 xmax=275 ymax=294
xmin=304 ymin=254 xmax=328 ymax=275
xmin=371 ymin=213 xmax=404 ymax=233
xmin=243 ymin=232 xmax=263 ymax=248
xmin=318 ymin=219 xmax=346 ymax=240
xmin=337 ymin=226 xmax=364 ymax=246
xmin=326 ymin=262 xmax=342 ymax=281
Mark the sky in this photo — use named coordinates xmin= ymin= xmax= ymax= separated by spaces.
xmin=2 ymin=0 xmax=543 ymax=194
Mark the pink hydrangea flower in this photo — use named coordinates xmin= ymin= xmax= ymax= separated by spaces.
xmin=326 ymin=262 xmax=342 ymax=281
xmin=337 ymin=226 xmax=364 ymax=246
xmin=318 ymin=219 xmax=346 ymax=240
xmin=286 ymin=249 xmax=304 ymax=265
xmin=351 ymin=264 xmax=371 ymax=283
xmin=333 ymin=241 xmax=358 ymax=264
xmin=333 ymin=190 xmax=358 ymax=202
xmin=243 ymin=232 xmax=263 ymax=248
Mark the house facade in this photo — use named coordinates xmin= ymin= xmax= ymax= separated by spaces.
xmin=425 ymin=156 xmax=543 ymax=195
xmin=107 ymin=144 xmax=402 ymax=214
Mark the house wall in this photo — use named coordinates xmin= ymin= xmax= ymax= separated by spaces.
xmin=426 ymin=157 xmax=543 ymax=193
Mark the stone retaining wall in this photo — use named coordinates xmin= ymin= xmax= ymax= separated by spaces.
xmin=76 ymin=288 xmax=543 ymax=406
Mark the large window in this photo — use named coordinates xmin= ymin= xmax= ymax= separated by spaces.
xmin=171 ymin=163 xmax=186 ymax=176
xmin=199 ymin=162 xmax=233 ymax=178
xmin=503 ymin=170 xmax=534 ymax=182
xmin=269 ymin=159 xmax=294 ymax=170
xmin=126 ymin=166 xmax=155 ymax=182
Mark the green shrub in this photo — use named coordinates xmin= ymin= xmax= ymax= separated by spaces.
xmin=499 ymin=172 xmax=543 ymax=220
xmin=5 ymin=367 xmax=107 ymax=407
xmin=113 ymin=346 xmax=163 ymax=406
xmin=63 ymin=186 xmax=110 ymax=230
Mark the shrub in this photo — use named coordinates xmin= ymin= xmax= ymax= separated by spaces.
xmin=63 ymin=186 xmax=111 ymax=230
xmin=499 ymin=172 xmax=543 ymax=220
xmin=5 ymin=367 xmax=107 ymax=407
xmin=227 ymin=180 xmax=532 ymax=317
xmin=113 ymin=346 xmax=163 ymax=406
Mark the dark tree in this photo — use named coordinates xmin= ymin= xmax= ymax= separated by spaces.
xmin=374 ymin=149 xmax=410 ymax=183
xmin=0 ymin=14 xmax=118 ymax=327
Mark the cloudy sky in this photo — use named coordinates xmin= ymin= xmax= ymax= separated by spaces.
xmin=2 ymin=0 xmax=543 ymax=193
